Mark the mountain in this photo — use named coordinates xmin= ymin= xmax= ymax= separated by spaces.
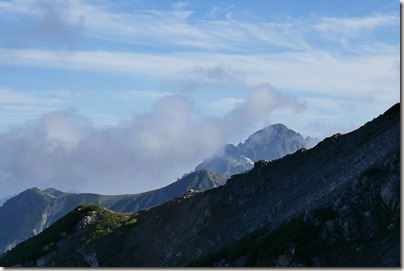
xmin=0 ymin=103 xmax=399 ymax=267
xmin=195 ymin=144 xmax=255 ymax=175
xmin=195 ymin=124 xmax=319 ymax=174
xmin=0 ymin=194 xmax=15 ymax=207
xmin=0 ymin=122 xmax=313 ymax=253
xmin=238 ymin=123 xmax=318 ymax=161
xmin=0 ymin=170 xmax=228 ymax=254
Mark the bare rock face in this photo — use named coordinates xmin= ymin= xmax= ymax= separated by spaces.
xmin=75 ymin=215 xmax=95 ymax=230
xmin=380 ymin=177 xmax=399 ymax=211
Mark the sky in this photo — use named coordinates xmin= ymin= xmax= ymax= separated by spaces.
xmin=0 ymin=0 xmax=400 ymax=198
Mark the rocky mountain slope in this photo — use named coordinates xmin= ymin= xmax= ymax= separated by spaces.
xmin=195 ymin=124 xmax=318 ymax=174
xmin=0 ymin=123 xmax=313 ymax=254
xmin=0 ymin=195 xmax=15 ymax=207
xmin=0 ymin=170 xmax=227 ymax=253
xmin=0 ymin=103 xmax=399 ymax=267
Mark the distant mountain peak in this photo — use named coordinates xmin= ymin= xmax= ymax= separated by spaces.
xmin=196 ymin=123 xmax=319 ymax=175
xmin=263 ymin=123 xmax=288 ymax=130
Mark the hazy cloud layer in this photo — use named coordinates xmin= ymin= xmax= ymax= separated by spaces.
xmin=171 ymin=65 xmax=246 ymax=91
xmin=0 ymin=85 xmax=303 ymax=197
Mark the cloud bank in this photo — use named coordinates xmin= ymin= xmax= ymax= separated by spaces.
xmin=0 ymin=84 xmax=303 ymax=197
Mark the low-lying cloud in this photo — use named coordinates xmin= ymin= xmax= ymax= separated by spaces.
xmin=0 ymin=84 xmax=304 ymax=197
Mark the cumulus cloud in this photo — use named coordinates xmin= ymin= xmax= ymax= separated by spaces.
xmin=0 ymin=85 xmax=304 ymax=197
xmin=228 ymin=83 xmax=306 ymax=124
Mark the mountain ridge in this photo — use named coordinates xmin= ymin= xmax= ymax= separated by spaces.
xmin=0 ymin=170 xmax=228 ymax=253
xmin=1 ymin=103 xmax=399 ymax=267
xmin=0 ymin=122 xmax=316 ymax=253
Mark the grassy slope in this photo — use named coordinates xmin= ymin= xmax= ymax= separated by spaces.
xmin=0 ymin=205 xmax=137 ymax=267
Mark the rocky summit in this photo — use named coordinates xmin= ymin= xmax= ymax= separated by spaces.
xmin=195 ymin=123 xmax=318 ymax=175
xmin=0 ymin=103 xmax=399 ymax=267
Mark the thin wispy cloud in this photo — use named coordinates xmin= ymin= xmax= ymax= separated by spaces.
xmin=172 ymin=1 xmax=190 ymax=10
xmin=208 ymin=4 xmax=234 ymax=18
xmin=0 ymin=88 xmax=63 ymax=105
xmin=314 ymin=14 xmax=399 ymax=36
xmin=0 ymin=49 xmax=398 ymax=101
xmin=1 ymin=0 xmax=397 ymax=52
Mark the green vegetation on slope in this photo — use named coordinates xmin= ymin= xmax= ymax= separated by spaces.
xmin=0 ymin=205 xmax=98 ymax=266
xmin=0 ymin=205 xmax=137 ymax=267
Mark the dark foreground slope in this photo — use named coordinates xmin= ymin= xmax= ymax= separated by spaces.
xmin=0 ymin=170 xmax=227 ymax=253
xmin=0 ymin=103 xmax=399 ymax=267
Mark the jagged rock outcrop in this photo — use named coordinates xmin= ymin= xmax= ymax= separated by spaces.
xmin=195 ymin=124 xmax=318 ymax=174
xmin=0 ymin=103 xmax=399 ymax=267
xmin=238 ymin=123 xmax=318 ymax=161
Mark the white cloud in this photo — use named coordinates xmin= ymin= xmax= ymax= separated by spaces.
xmin=0 ymin=86 xmax=304 ymax=198
xmin=0 ymin=0 xmax=324 ymax=51
xmin=0 ymin=87 xmax=177 ymax=131
xmin=314 ymin=14 xmax=399 ymax=37
xmin=38 ymin=110 xmax=93 ymax=150
xmin=227 ymin=84 xmax=305 ymax=124
xmin=0 ymin=0 xmax=399 ymax=198
xmin=208 ymin=4 xmax=234 ymax=18
xmin=0 ymin=1 xmax=398 ymax=54
xmin=0 ymin=47 xmax=398 ymax=138
xmin=0 ymin=88 xmax=61 ymax=105
xmin=0 ymin=88 xmax=67 ymax=130
xmin=0 ymin=48 xmax=398 ymax=102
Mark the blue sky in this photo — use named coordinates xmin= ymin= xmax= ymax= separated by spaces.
xmin=0 ymin=0 xmax=400 ymax=197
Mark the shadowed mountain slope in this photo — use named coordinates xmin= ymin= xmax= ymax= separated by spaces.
xmin=0 ymin=103 xmax=399 ymax=267
xmin=0 ymin=170 xmax=227 ymax=253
